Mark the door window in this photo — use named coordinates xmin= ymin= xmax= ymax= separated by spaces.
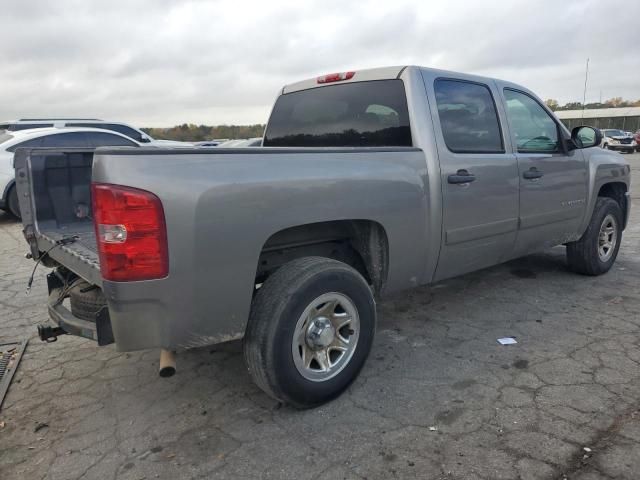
xmin=67 ymin=123 xmax=144 ymax=142
xmin=504 ymin=89 xmax=560 ymax=153
xmin=434 ymin=79 xmax=504 ymax=153
xmin=85 ymin=132 xmax=137 ymax=147
xmin=7 ymin=137 xmax=44 ymax=152
xmin=40 ymin=132 xmax=90 ymax=147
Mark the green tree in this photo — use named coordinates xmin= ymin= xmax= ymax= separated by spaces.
xmin=545 ymin=99 xmax=559 ymax=111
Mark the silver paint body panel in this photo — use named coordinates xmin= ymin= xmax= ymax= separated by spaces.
xmin=18 ymin=66 xmax=631 ymax=351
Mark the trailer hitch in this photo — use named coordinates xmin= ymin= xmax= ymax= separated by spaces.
xmin=37 ymin=324 xmax=67 ymax=343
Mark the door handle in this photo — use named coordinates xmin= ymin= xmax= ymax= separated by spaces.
xmin=523 ymin=167 xmax=544 ymax=180
xmin=448 ymin=169 xmax=476 ymax=184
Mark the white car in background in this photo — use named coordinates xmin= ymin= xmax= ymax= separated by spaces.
xmin=0 ymin=118 xmax=191 ymax=147
xmin=217 ymin=137 xmax=263 ymax=147
xmin=0 ymin=127 xmax=142 ymax=218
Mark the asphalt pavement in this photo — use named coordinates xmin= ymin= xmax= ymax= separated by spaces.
xmin=1 ymin=153 xmax=639 ymax=480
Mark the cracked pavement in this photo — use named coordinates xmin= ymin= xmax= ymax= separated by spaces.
xmin=1 ymin=153 xmax=639 ymax=480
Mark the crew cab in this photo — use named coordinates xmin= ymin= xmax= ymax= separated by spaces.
xmin=16 ymin=66 xmax=631 ymax=407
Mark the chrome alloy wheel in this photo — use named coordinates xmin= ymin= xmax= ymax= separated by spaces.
xmin=292 ymin=292 xmax=360 ymax=382
xmin=598 ymin=214 xmax=617 ymax=262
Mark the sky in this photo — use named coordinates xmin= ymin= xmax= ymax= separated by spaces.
xmin=1 ymin=0 xmax=638 ymax=127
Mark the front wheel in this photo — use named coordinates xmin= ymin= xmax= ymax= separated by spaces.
xmin=243 ymin=257 xmax=376 ymax=408
xmin=566 ymin=197 xmax=623 ymax=275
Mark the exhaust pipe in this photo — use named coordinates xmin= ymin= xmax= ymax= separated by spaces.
xmin=159 ymin=349 xmax=176 ymax=377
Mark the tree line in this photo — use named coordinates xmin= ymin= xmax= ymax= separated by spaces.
xmin=544 ymin=97 xmax=640 ymax=111
xmin=142 ymin=123 xmax=266 ymax=142
xmin=142 ymin=98 xmax=640 ymax=141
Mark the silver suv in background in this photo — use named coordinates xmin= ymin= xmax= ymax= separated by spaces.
xmin=600 ymin=129 xmax=637 ymax=153
xmin=0 ymin=118 xmax=190 ymax=147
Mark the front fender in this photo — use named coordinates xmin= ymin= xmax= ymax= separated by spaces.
xmin=579 ymin=147 xmax=631 ymax=235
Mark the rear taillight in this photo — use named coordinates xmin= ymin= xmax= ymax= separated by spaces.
xmin=92 ymin=183 xmax=168 ymax=282
xmin=317 ymin=71 xmax=355 ymax=84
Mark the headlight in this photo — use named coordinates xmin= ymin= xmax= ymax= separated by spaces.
xmin=610 ymin=139 xmax=619 ymax=144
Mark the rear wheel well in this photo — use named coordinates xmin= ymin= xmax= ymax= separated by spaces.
xmin=256 ymin=220 xmax=389 ymax=295
xmin=598 ymin=182 xmax=627 ymax=228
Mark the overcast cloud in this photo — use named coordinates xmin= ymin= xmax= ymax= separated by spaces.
xmin=1 ymin=0 xmax=638 ymax=127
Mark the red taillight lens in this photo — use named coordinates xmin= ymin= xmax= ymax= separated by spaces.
xmin=317 ymin=71 xmax=355 ymax=84
xmin=92 ymin=183 xmax=168 ymax=282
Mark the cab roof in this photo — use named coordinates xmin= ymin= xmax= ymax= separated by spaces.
xmin=281 ymin=65 xmax=521 ymax=96
xmin=282 ymin=66 xmax=407 ymax=94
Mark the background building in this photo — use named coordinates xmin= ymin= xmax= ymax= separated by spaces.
xmin=555 ymin=107 xmax=640 ymax=132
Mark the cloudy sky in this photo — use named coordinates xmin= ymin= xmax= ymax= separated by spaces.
xmin=1 ymin=0 xmax=638 ymax=127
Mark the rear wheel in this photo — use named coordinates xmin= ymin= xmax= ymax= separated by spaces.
xmin=244 ymin=257 xmax=376 ymax=408
xmin=7 ymin=185 xmax=20 ymax=219
xmin=566 ymin=197 xmax=623 ymax=275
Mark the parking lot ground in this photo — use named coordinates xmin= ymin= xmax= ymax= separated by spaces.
xmin=1 ymin=153 xmax=639 ymax=480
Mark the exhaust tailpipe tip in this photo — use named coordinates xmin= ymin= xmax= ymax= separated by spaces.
xmin=159 ymin=349 xmax=176 ymax=378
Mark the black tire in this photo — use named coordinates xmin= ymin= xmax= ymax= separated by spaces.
xmin=7 ymin=185 xmax=20 ymax=219
xmin=566 ymin=197 xmax=623 ymax=276
xmin=70 ymin=281 xmax=106 ymax=321
xmin=243 ymin=257 xmax=376 ymax=408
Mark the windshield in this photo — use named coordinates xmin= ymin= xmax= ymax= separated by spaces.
xmin=264 ymin=79 xmax=412 ymax=147
xmin=604 ymin=129 xmax=625 ymax=137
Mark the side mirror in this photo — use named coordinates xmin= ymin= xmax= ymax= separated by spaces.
xmin=571 ymin=126 xmax=602 ymax=149
xmin=140 ymin=134 xmax=151 ymax=143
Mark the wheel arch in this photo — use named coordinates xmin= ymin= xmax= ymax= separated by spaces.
xmin=255 ymin=219 xmax=389 ymax=295
xmin=597 ymin=181 xmax=628 ymax=229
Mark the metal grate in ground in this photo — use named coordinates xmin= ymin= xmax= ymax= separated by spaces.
xmin=0 ymin=339 xmax=28 ymax=411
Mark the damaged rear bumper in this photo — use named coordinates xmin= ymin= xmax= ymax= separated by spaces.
xmin=40 ymin=272 xmax=114 ymax=346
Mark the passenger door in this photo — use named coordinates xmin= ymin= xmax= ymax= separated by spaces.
xmin=426 ymin=77 xmax=520 ymax=281
xmin=501 ymin=89 xmax=587 ymax=256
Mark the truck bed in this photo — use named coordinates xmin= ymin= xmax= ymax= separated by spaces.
xmin=15 ymin=149 xmax=102 ymax=286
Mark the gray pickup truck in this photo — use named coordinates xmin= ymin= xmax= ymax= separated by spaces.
xmin=16 ymin=66 xmax=630 ymax=407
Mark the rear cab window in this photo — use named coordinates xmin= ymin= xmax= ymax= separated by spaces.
xmin=434 ymin=79 xmax=504 ymax=153
xmin=263 ymin=80 xmax=412 ymax=147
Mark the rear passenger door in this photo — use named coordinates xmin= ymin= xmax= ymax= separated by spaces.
xmin=500 ymin=88 xmax=587 ymax=256
xmin=425 ymin=76 xmax=520 ymax=281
